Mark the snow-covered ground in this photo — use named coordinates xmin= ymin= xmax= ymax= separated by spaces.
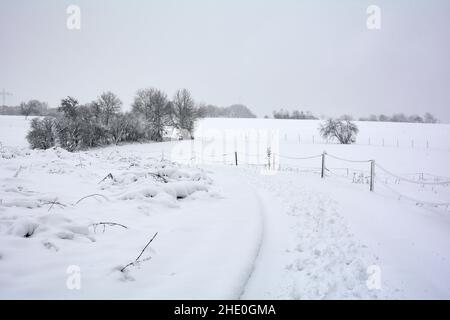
xmin=0 ymin=115 xmax=449 ymax=299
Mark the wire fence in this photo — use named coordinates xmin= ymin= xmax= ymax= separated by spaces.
xmin=273 ymin=134 xmax=438 ymax=150
xmin=169 ymin=148 xmax=450 ymax=210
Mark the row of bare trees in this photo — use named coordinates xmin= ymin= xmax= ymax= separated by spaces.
xmin=272 ymin=109 xmax=318 ymax=120
xmin=27 ymin=88 xmax=199 ymax=151
xmin=132 ymin=88 xmax=197 ymax=141
xmin=358 ymin=112 xmax=438 ymax=123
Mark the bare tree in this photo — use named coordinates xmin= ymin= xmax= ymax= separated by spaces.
xmin=132 ymin=88 xmax=171 ymax=141
xmin=97 ymin=91 xmax=122 ymax=126
xmin=20 ymin=100 xmax=47 ymax=119
xmin=171 ymin=89 xmax=198 ymax=139
xmin=424 ymin=112 xmax=438 ymax=123
xmin=87 ymin=100 xmax=103 ymax=123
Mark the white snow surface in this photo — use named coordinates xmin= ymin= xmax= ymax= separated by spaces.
xmin=0 ymin=116 xmax=449 ymax=299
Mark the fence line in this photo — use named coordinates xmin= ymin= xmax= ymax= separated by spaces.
xmin=184 ymin=149 xmax=449 ymax=208
xmin=377 ymin=182 xmax=450 ymax=207
xmin=375 ymin=163 xmax=450 ymax=185
xmin=275 ymin=153 xmax=323 ymax=160
xmin=260 ymin=134 xmax=434 ymax=149
xmin=326 ymin=153 xmax=372 ymax=163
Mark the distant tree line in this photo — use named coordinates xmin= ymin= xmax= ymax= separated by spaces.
xmin=0 ymin=101 xmax=58 ymax=118
xmin=358 ymin=113 xmax=438 ymax=123
xmin=197 ymin=104 xmax=256 ymax=118
xmin=26 ymin=88 xmax=199 ymax=151
xmin=272 ymin=109 xmax=318 ymax=120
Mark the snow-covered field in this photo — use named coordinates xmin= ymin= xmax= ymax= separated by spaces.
xmin=1 ymin=115 xmax=449 ymax=299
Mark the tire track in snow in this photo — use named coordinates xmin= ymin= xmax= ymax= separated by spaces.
xmin=237 ymin=189 xmax=265 ymax=299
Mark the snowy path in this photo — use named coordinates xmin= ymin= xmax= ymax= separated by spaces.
xmin=238 ymin=169 xmax=387 ymax=299
xmin=237 ymin=168 xmax=450 ymax=299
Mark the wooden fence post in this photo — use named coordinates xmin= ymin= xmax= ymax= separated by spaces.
xmin=235 ymin=152 xmax=238 ymax=166
xmin=321 ymin=151 xmax=326 ymax=178
xmin=370 ymin=160 xmax=375 ymax=192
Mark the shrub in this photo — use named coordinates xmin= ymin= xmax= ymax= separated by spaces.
xmin=121 ymin=113 xmax=146 ymax=142
xmin=319 ymin=119 xmax=359 ymax=144
xmin=54 ymin=116 xmax=82 ymax=151
xmin=26 ymin=117 xmax=56 ymax=149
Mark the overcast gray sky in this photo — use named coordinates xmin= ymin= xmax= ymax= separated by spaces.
xmin=1 ymin=0 xmax=449 ymax=120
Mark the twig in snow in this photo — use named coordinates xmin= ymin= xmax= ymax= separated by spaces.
xmin=75 ymin=193 xmax=108 ymax=205
xmin=98 ymin=173 xmax=114 ymax=184
xmin=148 ymin=172 xmax=168 ymax=183
xmin=90 ymin=222 xmax=128 ymax=233
xmin=14 ymin=166 xmax=24 ymax=178
xmin=43 ymin=199 xmax=67 ymax=212
xmin=120 ymin=232 xmax=158 ymax=273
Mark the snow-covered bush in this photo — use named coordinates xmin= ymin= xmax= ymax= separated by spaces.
xmin=319 ymin=119 xmax=359 ymax=144
xmin=54 ymin=106 xmax=108 ymax=151
xmin=120 ymin=113 xmax=147 ymax=142
xmin=53 ymin=116 xmax=82 ymax=151
xmin=108 ymin=113 xmax=146 ymax=144
xmin=26 ymin=117 xmax=56 ymax=149
xmin=78 ymin=106 xmax=110 ymax=148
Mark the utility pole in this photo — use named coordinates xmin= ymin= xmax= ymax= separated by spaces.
xmin=0 ymin=88 xmax=13 ymax=106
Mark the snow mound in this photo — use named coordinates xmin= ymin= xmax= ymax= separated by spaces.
xmin=0 ymin=145 xmax=220 ymax=298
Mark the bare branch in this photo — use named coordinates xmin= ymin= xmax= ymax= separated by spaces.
xmin=121 ymin=232 xmax=158 ymax=273
xmin=90 ymin=222 xmax=128 ymax=233
xmin=43 ymin=199 xmax=67 ymax=212
xmin=75 ymin=193 xmax=108 ymax=205
xmin=98 ymin=173 xmax=114 ymax=184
